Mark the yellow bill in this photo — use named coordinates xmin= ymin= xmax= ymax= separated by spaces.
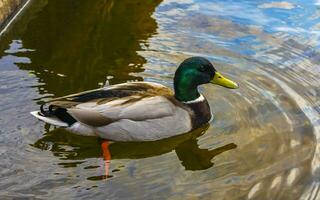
xmin=210 ymin=72 xmax=238 ymax=89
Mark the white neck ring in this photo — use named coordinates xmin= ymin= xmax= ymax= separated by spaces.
xmin=182 ymin=94 xmax=205 ymax=104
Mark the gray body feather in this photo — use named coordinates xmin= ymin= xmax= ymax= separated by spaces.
xmin=32 ymin=82 xmax=196 ymax=141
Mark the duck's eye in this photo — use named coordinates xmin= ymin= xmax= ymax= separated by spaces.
xmin=199 ymin=65 xmax=207 ymax=72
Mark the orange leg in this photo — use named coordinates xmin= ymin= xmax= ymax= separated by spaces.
xmin=101 ymin=140 xmax=111 ymax=178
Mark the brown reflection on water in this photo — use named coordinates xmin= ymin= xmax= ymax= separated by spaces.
xmin=32 ymin=125 xmax=237 ymax=173
xmin=0 ymin=0 xmax=161 ymax=97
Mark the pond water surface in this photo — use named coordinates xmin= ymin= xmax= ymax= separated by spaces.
xmin=0 ymin=0 xmax=319 ymax=199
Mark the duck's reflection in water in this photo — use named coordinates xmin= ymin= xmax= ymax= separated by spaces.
xmin=32 ymin=124 xmax=237 ymax=179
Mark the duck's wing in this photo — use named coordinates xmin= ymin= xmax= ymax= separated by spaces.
xmin=47 ymin=82 xmax=172 ymax=105
xmin=39 ymin=82 xmax=178 ymax=127
xmin=67 ymin=95 xmax=179 ymax=126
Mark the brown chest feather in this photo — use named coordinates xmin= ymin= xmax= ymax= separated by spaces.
xmin=186 ymin=100 xmax=212 ymax=129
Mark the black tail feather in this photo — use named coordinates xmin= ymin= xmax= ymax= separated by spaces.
xmin=40 ymin=104 xmax=53 ymax=117
xmin=40 ymin=104 xmax=77 ymax=126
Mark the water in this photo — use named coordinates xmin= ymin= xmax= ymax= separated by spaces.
xmin=0 ymin=0 xmax=319 ymax=199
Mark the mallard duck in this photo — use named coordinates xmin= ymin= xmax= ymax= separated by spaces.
xmin=31 ymin=57 xmax=238 ymax=141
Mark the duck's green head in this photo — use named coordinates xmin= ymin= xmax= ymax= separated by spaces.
xmin=174 ymin=57 xmax=238 ymax=102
